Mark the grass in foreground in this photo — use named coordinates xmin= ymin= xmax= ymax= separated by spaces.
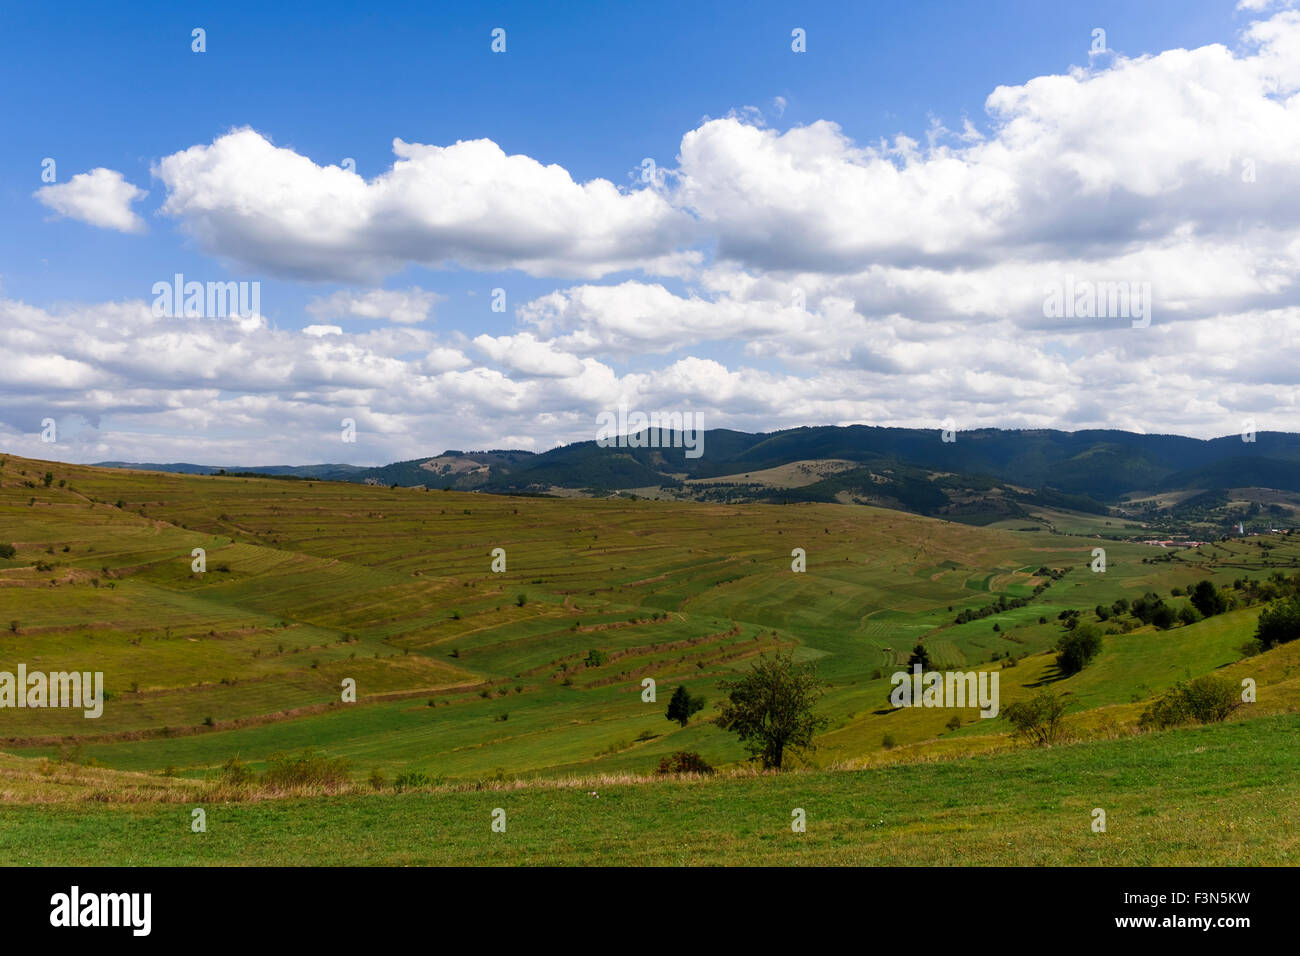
xmin=2 ymin=714 xmax=1296 ymax=866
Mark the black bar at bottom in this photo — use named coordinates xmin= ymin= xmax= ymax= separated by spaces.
xmin=0 ymin=865 xmax=1280 ymax=941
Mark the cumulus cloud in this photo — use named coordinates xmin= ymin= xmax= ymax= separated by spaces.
xmin=674 ymin=16 xmax=1300 ymax=274
xmin=153 ymin=129 xmax=694 ymax=281
xmin=517 ymin=281 xmax=797 ymax=355
xmin=135 ymin=15 xmax=1300 ymax=291
xmin=472 ymin=332 xmax=586 ymax=378
xmin=307 ymin=287 xmax=444 ymax=325
xmin=5 ymin=286 xmax=1300 ymax=468
xmin=34 ymin=168 xmax=148 ymax=233
xmin=14 ymin=12 xmax=1300 ymax=462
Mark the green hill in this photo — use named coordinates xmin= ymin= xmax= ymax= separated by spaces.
xmin=3 ymin=452 xmax=1299 ymax=865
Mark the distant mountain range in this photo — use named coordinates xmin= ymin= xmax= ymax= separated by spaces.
xmin=94 ymin=426 xmax=1300 ymax=523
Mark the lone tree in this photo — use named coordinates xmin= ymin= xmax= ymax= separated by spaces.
xmin=1190 ymin=579 xmax=1229 ymax=618
xmin=906 ymin=643 xmax=931 ymax=670
xmin=665 ymin=685 xmax=705 ymax=727
xmin=1055 ymin=622 xmax=1102 ymax=674
xmin=716 ymin=651 xmax=828 ymax=770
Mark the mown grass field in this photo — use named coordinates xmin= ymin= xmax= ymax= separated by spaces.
xmin=2 ymin=453 xmax=1298 ymax=865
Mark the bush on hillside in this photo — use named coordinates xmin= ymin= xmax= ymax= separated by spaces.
xmin=1256 ymin=594 xmax=1300 ymax=649
xmin=1139 ymin=675 xmax=1241 ymax=730
xmin=1055 ymin=623 xmax=1102 ymax=674
xmin=655 ymin=751 xmax=714 ymax=775
xmin=1190 ymin=580 xmax=1230 ymax=618
xmin=393 ymin=770 xmax=432 ymax=791
xmin=262 ymin=749 xmax=351 ymax=789
xmin=1151 ymin=604 xmax=1177 ymax=630
xmin=1003 ymin=689 xmax=1069 ymax=746
xmin=219 ymin=756 xmax=255 ymax=787
xmin=1130 ymin=592 xmax=1166 ymax=625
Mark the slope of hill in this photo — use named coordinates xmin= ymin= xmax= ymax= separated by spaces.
xmin=4 ymin=453 xmax=1297 ymax=777
xmin=3 ymin=453 xmax=1299 ymax=865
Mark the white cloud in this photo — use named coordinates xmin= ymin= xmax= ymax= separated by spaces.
xmin=674 ymin=16 xmax=1300 ymax=274
xmin=4 ymin=288 xmax=1300 ymax=468
xmin=518 ymin=280 xmax=797 ymax=355
xmin=35 ymin=168 xmax=148 ymax=233
xmin=13 ymin=12 xmax=1300 ymax=462
xmin=154 ymin=129 xmax=693 ymax=281
xmin=472 ymin=332 xmax=586 ymax=378
xmin=307 ymin=287 xmax=444 ymax=324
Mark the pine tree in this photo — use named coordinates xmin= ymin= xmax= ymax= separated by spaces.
xmin=665 ymin=685 xmax=704 ymax=727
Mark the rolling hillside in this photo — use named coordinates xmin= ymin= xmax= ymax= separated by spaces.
xmin=3 ymin=452 xmax=1298 ymax=864
xmin=94 ymin=427 xmax=1300 ymax=534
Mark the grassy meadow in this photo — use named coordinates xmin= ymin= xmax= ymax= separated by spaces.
xmin=1 ymin=715 xmax=1295 ymax=865
xmin=2 ymin=453 xmax=1298 ymax=865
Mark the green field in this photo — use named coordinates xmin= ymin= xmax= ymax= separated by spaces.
xmin=3 ymin=454 xmax=1298 ymax=865
xmin=1 ymin=715 xmax=1295 ymax=865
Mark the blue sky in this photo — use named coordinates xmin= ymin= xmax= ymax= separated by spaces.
xmin=2 ymin=0 xmax=1235 ymax=313
xmin=3 ymin=0 xmax=1298 ymax=463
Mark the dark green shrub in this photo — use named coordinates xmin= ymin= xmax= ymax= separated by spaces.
xmin=1055 ymin=623 xmax=1102 ymax=674
xmin=665 ymin=684 xmax=705 ymax=726
xmin=393 ymin=770 xmax=431 ymax=791
xmin=656 ymin=751 xmax=714 ymax=774
xmin=1190 ymin=580 xmax=1229 ymax=618
xmin=1139 ymin=675 xmax=1241 ymax=730
xmin=1256 ymin=594 xmax=1300 ymax=649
